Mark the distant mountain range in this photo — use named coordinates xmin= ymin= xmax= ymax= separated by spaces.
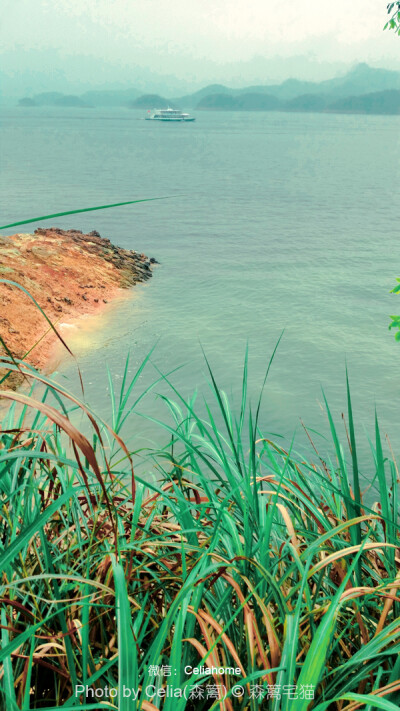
xmin=191 ymin=89 xmax=400 ymax=114
xmin=18 ymin=64 xmax=400 ymax=115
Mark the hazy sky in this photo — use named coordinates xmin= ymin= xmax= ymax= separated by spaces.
xmin=2 ymin=0 xmax=399 ymax=94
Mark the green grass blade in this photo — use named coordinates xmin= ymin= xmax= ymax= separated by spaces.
xmin=0 ymin=196 xmax=171 ymax=230
xmin=111 ymin=556 xmax=137 ymax=711
xmin=1 ymin=608 xmax=18 ymax=710
xmin=0 ymin=486 xmax=81 ymax=570
xmin=294 ymin=544 xmax=367 ymax=711
xmin=313 ymin=693 xmax=400 ymax=711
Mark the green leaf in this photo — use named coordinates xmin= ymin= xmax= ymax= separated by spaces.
xmin=0 ymin=486 xmax=80 ymax=570
xmin=313 ymin=692 xmax=400 ymax=711
xmin=111 ymin=557 xmax=137 ymax=711
xmin=0 ymin=196 xmax=172 ymax=230
xmin=1 ymin=609 xmax=18 ymax=710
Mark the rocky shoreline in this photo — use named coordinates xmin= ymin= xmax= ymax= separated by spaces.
xmin=0 ymin=228 xmax=157 ymax=386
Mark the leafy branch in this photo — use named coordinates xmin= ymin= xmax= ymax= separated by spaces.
xmin=388 ymin=279 xmax=400 ymax=339
xmin=384 ymin=2 xmax=400 ymax=34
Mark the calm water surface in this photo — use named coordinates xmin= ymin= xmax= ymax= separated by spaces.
xmin=2 ymin=107 xmax=400 ymax=466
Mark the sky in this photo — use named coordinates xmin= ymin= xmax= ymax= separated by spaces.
xmin=1 ymin=0 xmax=400 ymax=95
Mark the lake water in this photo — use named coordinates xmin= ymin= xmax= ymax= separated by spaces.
xmin=1 ymin=107 xmax=400 ymax=467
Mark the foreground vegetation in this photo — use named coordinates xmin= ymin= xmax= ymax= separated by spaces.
xmin=0 ymin=348 xmax=399 ymax=711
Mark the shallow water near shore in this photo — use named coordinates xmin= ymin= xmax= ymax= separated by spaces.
xmin=2 ymin=106 xmax=400 ymax=468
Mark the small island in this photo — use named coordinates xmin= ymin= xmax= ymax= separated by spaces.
xmin=0 ymin=228 xmax=157 ymax=383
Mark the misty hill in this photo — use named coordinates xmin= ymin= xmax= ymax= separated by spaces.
xmin=171 ymin=84 xmax=236 ymax=106
xmin=197 ymin=93 xmax=283 ymax=110
xmin=173 ymin=63 xmax=400 ymax=107
xmin=195 ymin=88 xmax=400 ymax=115
xmin=81 ymin=88 xmax=141 ymax=106
xmin=53 ymin=95 xmax=91 ymax=107
xmin=18 ymin=97 xmax=37 ymax=107
xmin=284 ymin=94 xmax=328 ymax=112
xmin=327 ymin=90 xmax=400 ymax=115
xmin=195 ymin=78 xmax=321 ymax=103
xmin=195 ymin=93 xmax=240 ymax=110
xmin=319 ymin=63 xmax=400 ymax=98
xmin=17 ymin=64 xmax=400 ymax=114
xmin=18 ymin=89 xmax=141 ymax=108
xmin=128 ymin=94 xmax=171 ymax=108
xmin=253 ymin=64 xmax=400 ymax=102
xmin=18 ymin=92 xmax=91 ymax=108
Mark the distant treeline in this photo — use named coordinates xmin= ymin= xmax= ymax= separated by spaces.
xmin=18 ymin=63 xmax=400 ymax=115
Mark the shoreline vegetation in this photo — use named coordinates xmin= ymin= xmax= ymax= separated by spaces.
xmin=0 ymin=348 xmax=399 ymax=710
xmin=0 ymin=208 xmax=399 ymax=709
xmin=0 ymin=228 xmax=157 ymax=388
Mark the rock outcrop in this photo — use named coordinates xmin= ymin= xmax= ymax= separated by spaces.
xmin=0 ymin=228 xmax=157 ymax=385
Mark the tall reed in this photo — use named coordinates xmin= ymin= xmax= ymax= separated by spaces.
xmin=0 ymin=349 xmax=399 ymax=710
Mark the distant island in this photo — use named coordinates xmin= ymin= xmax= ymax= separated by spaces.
xmin=18 ymin=63 xmax=400 ymax=115
xmin=19 ymin=92 xmax=92 ymax=108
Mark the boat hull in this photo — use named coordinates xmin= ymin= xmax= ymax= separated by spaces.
xmin=145 ymin=117 xmax=196 ymax=122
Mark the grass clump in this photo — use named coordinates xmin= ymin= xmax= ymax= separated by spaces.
xmin=0 ymin=352 xmax=399 ymax=710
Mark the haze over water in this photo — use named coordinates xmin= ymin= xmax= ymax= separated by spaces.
xmin=2 ymin=107 xmax=400 ymax=463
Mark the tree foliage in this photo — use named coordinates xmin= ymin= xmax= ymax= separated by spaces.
xmin=389 ymin=281 xmax=400 ymax=340
xmin=385 ymin=2 xmax=400 ymax=34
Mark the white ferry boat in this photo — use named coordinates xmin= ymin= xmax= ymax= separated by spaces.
xmin=146 ymin=107 xmax=195 ymax=122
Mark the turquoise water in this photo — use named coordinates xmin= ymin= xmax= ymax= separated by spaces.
xmin=1 ymin=107 xmax=400 ymax=461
